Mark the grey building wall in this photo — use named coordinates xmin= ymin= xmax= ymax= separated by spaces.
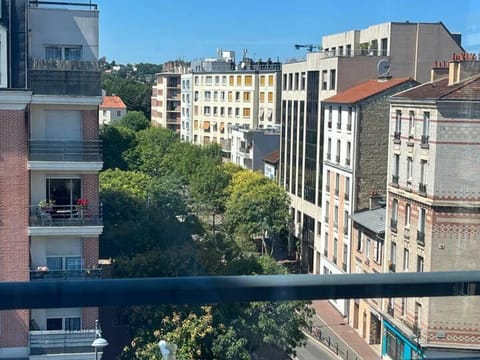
xmin=252 ymin=132 xmax=280 ymax=171
xmin=355 ymin=81 xmax=417 ymax=209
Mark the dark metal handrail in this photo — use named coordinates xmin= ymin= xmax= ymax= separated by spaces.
xmin=29 ymin=140 xmax=102 ymax=162
xmin=30 ymin=268 xmax=102 ymax=281
xmin=0 ymin=271 xmax=479 ymax=310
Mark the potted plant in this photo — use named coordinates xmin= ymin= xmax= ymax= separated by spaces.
xmin=38 ymin=200 xmax=55 ymax=211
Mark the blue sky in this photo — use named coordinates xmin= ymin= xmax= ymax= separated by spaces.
xmin=95 ymin=0 xmax=480 ymax=64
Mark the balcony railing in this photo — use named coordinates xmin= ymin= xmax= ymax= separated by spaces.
xmin=30 ymin=329 xmax=96 ymax=356
xmin=324 ymin=249 xmax=328 ymax=257
xmin=28 ymin=58 xmax=101 ymax=96
xmin=337 ymin=122 xmax=342 ymax=130
xmin=29 ymin=140 xmax=102 ymax=162
xmin=392 ymin=175 xmax=399 ymax=186
xmin=390 ymin=218 xmax=398 ymax=232
xmin=421 ymin=135 xmax=429 ymax=148
xmin=334 ymin=189 xmax=339 ymax=196
xmin=342 ymin=263 xmax=347 ymax=272
xmin=335 ymin=155 xmax=340 ymax=163
xmin=393 ymin=131 xmax=401 ymax=142
xmin=29 ymin=204 xmax=102 ymax=227
xmin=344 ymin=192 xmax=349 ymax=201
xmin=387 ymin=305 xmax=394 ymax=317
xmin=418 ymin=182 xmax=427 ymax=195
xmin=327 ymin=121 xmax=332 ymax=129
xmin=30 ymin=268 xmax=102 ymax=281
xmin=326 ymin=152 xmax=331 ymax=160
xmin=325 ymin=184 xmax=330 ymax=192
xmin=343 ymin=226 xmax=348 ymax=235
xmin=347 ymin=123 xmax=352 ymax=131
xmin=333 ymin=256 xmax=337 ymax=264
xmin=345 ymin=158 xmax=351 ymax=166
xmin=417 ymin=230 xmax=425 ymax=246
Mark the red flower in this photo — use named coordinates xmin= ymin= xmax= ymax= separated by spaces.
xmin=77 ymin=198 xmax=89 ymax=206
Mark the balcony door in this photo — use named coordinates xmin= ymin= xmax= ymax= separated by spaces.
xmin=46 ymin=178 xmax=81 ymax=206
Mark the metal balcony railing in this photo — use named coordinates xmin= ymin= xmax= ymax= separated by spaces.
xmin=30 ymin=268 xmax=102 ymax=281
xmin=345 ymin=158 xmax=351 ymax=166
xmin=342 ymin=263 xmax=347 ymax=272
xmin=344 ymin=192 xmax=350 ymax=201
xmin=387 ymin=305 xmax=394 ymax=317
xmin=327 ymin=121 xmax=332 ymax=129
xmin=421 ymin=135 xmax=429 ymax=147
xmin=28 ymin=58 xmax=101 ymax=96
xmin=29 ymin=204 xmax=102 ymax=227
xmin=393 ymin=131 xmax=401 ymax=142
xmin=418 ymin=182 xmax=427 ymax=195
xmin=30 ymin=329 xmax=96 ymax=355
xmin=392 ymin=174 xmax=399 ymax=185
xmin=335 ymin=155 xmax=340 ymax=163
xmin=326 ymin=152 xmax=331 ymax=160
xmin=29 ymin=140 xmax=102 ymax=162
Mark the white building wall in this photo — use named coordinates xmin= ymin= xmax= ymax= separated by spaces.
xmin=181 ymin=74 xmax=193 ymax=142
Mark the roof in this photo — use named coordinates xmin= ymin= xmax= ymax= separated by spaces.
xmin=350 ymin=207 xmax=386 ymax=235
xmin=324 ymin=77 xmax=414 ymax=104
xmin=264 ymin=150 xmax=280 ymax=165
xmin=100 ymin=95 xmax=127 ymax=109
xmin=392 ymin=73 xmax=480 ymax=101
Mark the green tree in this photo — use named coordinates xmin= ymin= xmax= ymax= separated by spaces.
xmin=100 ymin=125 xmax=136 ymax=170
xmin=225 ymin=171 xmax=290 ymax=254
xmin=115 ymin=111 xmax=150 ymax=132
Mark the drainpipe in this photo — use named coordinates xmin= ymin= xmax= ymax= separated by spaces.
xmin=414 ymin=23 xmax=420 ymax=80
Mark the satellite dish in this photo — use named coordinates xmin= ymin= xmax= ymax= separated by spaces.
xmin=377 ymin=59 xmax=390 ymax=78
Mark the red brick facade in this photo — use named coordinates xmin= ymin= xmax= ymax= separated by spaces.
xmin=83 ymin=109 xmax=99 ymax=141
xmin=0 ymin=109 xmax=30 ymax=347
xmin=83 ymin=174 xmax=100 ymax=217
xmin=82 ymin=237 xmax=99 ymax=268
xmin=82 ymin=307 xmax=98 ymax=329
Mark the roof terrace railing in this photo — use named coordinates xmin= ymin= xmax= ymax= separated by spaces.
xmin=0 ymin=271 xmax=479 ymax=310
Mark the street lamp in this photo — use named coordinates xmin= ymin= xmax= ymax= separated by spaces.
xmin=91 ymin=320 xmax=108 ymax=360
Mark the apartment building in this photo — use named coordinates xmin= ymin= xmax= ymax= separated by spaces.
xmin=180 ymin=73 xmax=193 ymax=142
xmin=189 ymin=52 xmax=281 ymax=155
xmin=383 ymin=55 xmax=480 ymax=359
xmin=280 ymin=21 xmax=463 ymax=275
xmin=230 ymin=127 xmax=280 ymax=171
xmin=99 ymin=95 xmax=127 ymax=126
xmin=0 ymin=1 xmax=103 ymax=359
xmin=151 ymin=72 xmax=182 ymax=132
xmin=321 ymin=77 xmax=417 ymax=314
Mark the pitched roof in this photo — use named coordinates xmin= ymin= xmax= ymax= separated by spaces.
xmin=350 ymin=207 xmax=386 ymax=235
xmin=264 ymin=150 xmax=280 ymax=165
xmin=392 ymin=74 xmax=480 ymax=101
xmin=100 ymin=95 xmax=127 ymax=109
xmin=324 ymin=77 xmax=414 ymax=104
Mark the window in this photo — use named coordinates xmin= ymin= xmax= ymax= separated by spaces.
xmin=408 ymin=110 xmax=415 ymax=137
xmin=204 ymin=106 xmax=211 ymax=115
xmin=235 ymin=91 xmax=240 ymax=101
xmin=335 ymin=173 xmax=339 ymax=196
xmin=343 ymin=210 xmax=349 ymax=235
xmin=342 ymin=244 xmax=348 ymax=271
xmin=333 ymin=238 xmax=338 ymax=264
xmin=334 ymin=205 xmax=339 ymax=229
xmin=395 ymin=110 xmax=402 ymax=140
xmin=365 ymin=237 xmax=371 ymax=259
xmin=47 ymin=317 xmax=80 ymax=331
xmin=328 ymin=106 xmax=333 ymax=128
xmin=213 ymin=107 xmax=218 ymax=116
xmin=346 ymin=141 xmax=351 ymax=165
xmin=116 ymin=110 xmax=121 ymax=117
xmin=236 ymin=75 xmax=242 ymax=86
xmin=222 ymin=75 xmax=227 ymax=85
xmin=324 ymin=233 xmax=329 ymax=257
xmin=374 ymin=240 xmax=383 ymax=264
xmin=215 ymin=75 xmax=220 ymax=85
xmin=268 ymin=75 xmax=274 ymax=86
xmin=205 ymin=76 xmax=213 ymax=85
xmin=46 ymin=178 xmax=81 ymax=206
xmin=213 ymin=91 xmax=218 ymax=101
xmin=294 ymin=73 xmax=299 ymax=90
xmin=356 ymin=229 xmax=362 ymax=251
xmin=267 ymin=92 xmax=273 ymax=103
xmin=404 ymin=248 xmax=409 ymax=271
xmin=337 ymin=106 xmax=342 ymax=129
xmin=391 ymin=198 xmax=398 ymax=231
xmin=326 ymin=170 xmax=331 ymax=192
xmin=345 ymin=177 xmax=350 ymax=201
xmin=336 ymin=140 xmax=341 ymax=163
xmin=228 ymin=107 xmax=232 ymax=116
xmin=228 ymin=91 xmax=233 ymax=102
xmin=281 ymin=74 xmax=286 ymax=89
xmin=405 ymin=203 xmax=411 ymax=227
xmin=327 ymin=138 xmax=332 ymax=159
xmin=243 ymin=108 xmax=251 ymax=117
xmin=321 ymin=70 xmax=328 ymax=90
xmin=339 ymin=46 xmax=344 ymax=56
xmin=229 ymin=76 xmax=234 ymax=86
xmin=204 ymin=91 xmax=211 ymax=101
xmin=330 ymin=69 xmax=336 ymax=89
xmin=243 ymin=92 xmax=251 ymax=102
xmin=325 ymin=201 xmax=330 ymax=222
xmin=420 ymin=160 xmax=427 ymax=190
xmin=346 ymin=44 xmax=352 ymax=56
xmin=46 ymin=45 xmax=82 ymax=60
xmin=261 ymin=75 xmax=266 ymax=86
xmin=301 ymin=72 xmax=306 ymax=90
xmin=393 ymin=154 xmax=400 ymax=185
xmin=390 ymin=241 xmax=397 ymax=268
xmin=407 ymin=157 xmax=413 ymax=184
xmin=347 ymin=107 xmax=352 ymax=131
xmin=422 ymin=111 xmax=430 ymax=145
xmin=417 ymin=255 xmax=424 ymax=272
xmin=245 ymin=75 xmax=252 ymax=86
xmin=235 ymin=108 xmax=240 ymax=117
xmin=259 ymin=92 xmax=265 ymax=102
xmin=47 ymin=256 xmax=82 ymax=270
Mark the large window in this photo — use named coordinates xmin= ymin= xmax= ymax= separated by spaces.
xmin=47 ymin=317 xmax=81 ymax=331
xmin=45 ymin=45 xmax=82 ymax=60
xmin=386 ymin=330 xmax=404 ymax=360
xmin=46 ymin=178 xmax=81 ymax=206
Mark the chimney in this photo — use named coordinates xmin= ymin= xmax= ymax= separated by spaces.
xmin=448 ymin=52 xmax=480 ymax=85
xmin=369 ymin=192 xmax=385 ymax=210
xmin=430 ymin=61 xmax=449 ymax=82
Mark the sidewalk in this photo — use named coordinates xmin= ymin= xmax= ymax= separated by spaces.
xmin=310 ymin=300 xmax=380 ymax=360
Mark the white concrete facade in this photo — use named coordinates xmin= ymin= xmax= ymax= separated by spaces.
xmin=180 ymin=74 xmax=193 ymax=142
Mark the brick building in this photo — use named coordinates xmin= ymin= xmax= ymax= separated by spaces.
xmin=383 ymin=55 xmax=480 ymax=359
xmin=0 ymin=1 xmax=103 ymax=358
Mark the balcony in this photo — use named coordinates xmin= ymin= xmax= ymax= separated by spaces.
xmin=388 ymin=262 xmax=396 ymax=273
xmin=392 ymin=175 xmax=399 ymax=187
xmin=334 ymin=188 xmax=339 ymax=196
xmin=335 ymin=155 xmax=340 ymax=163
xmin=327 ymin=121 xmax=332 ymax=129
xmin=390 ymin=218 xmax=398 ymax=232
xmin=343 ymin=226 xmax=348 ymax=235
xmin=347 ymin=123 xmax=352 ymax=132
xmin=324 ymin=249 xmax=328 ymax=257
xmin=326 ymin=152 xmax=331 ymax=160
xmin=417 ymin=230 xmax=425 ymax=246
xmin=324 ymin=216 xmax=329 ymax=223
xmin=29 ymin=140 xmax=102 ymax=162
xmin=393 ymin=131 xmax=401 ymax=143
xmin=333 ymin=256 xmax=337 ymax=264
xmin=30 ymin=329 xmax=96 ymax=356
xmin=342 ymin=263 xmax=347 ymax=272
xmin=387 ymin=305 xmax=394 ymax=317
xmin=344 ymin=192 xmax=349 ymax=201
xmin=345 ymin=158 xmax=351 ymax=166
xmin=30 ymin=268 xmax=102 ymax=281
xmin=239 ymin=146 xmax=251 ymax=155
xmin=29 ymin=204 xmax=102 ymax=231
xmin=337 ymin=122 xmax=342 ymax=130
xmin=421 ymin=135 xmax=429 ymax=148
xmin=28 ymin=58 xmax=101 ymax=97
xmin=325 ymin=184 xmax=330 ymax=193
xmin=418 ymin=182 xmax=427 ymax=196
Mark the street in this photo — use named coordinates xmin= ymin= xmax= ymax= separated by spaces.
xmin=295 ymin=337 xmax=338 ymax=360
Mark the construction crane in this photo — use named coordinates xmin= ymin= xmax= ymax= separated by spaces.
xmin=294 ymin=44 xmax=322 ymax=52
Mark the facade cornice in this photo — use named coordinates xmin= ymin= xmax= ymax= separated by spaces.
xmin=0 ymin=90 xmax=32 ymax=110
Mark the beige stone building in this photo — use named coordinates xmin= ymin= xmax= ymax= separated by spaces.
xmin=190 ymin=66 xmax=281 ymax=153
xmin=151 ymin=72 xmax=182 ymax=132
xmin=383 ymin=54 xmax=480 ymax=358
xmin=280 ymin=21 xmax=464 ymax=278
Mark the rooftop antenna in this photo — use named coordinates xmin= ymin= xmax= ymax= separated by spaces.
xmin=294 ymin=44 xmax=322 ymax=52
